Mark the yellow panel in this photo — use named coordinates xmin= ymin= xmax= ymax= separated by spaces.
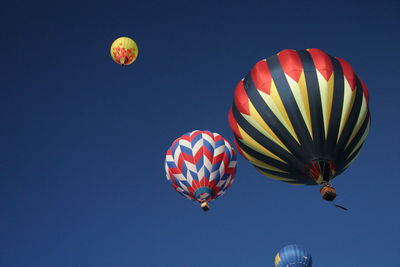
xmin=258 ymin=169 xmax=295 ymax=182
xmin=298 ymin=71 xmax=313 ymax=138
xmin=286 ymin=72 xmax=313 ymax=139
xmin=346 ymin=96 xmax=367 ymax=149
xmin=241 ymin=149 xmax=288 ymax=173
xmin=314 ymin=176 xmax=324 ymax=184
xmin=337 ymin=78 xmax=357 ymax=143
xmin=238 ymin=125 xmax=286 ymax=163
xmin=259 ymin=81 xmax=300 ymax=144
xmin=325 ymin=72 xmax=335 ymax=139
xmin=246 ymin=101 xmax=291 ymax=153
xmin=317 ymin=70 xmax=335 ymax=139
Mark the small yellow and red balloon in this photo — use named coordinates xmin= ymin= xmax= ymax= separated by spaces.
xmin=110 ymin=37 xmax=138 ymax=66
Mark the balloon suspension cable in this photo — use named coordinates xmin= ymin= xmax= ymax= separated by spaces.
xmin=200 ymin=201 xmax=210 ymax=212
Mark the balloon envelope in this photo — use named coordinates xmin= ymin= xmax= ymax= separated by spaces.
xmin=229 ymin=48 xmax=370 ymax=185
xmin=110 ymin=37 xmax=138 ymax=65
xmin=165 ymin=130 xmax=237 ymax=204
xmin=275 ymin=244 xmax=312 ymax=267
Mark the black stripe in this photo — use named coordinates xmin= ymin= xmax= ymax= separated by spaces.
xmin=241 ymin=73 xmax=308 ymax=167
xmin=341 ymin=113 xmax=370 ymax=164
xmin=335 ymin=76 xmax=365 ymax=159
xmin=253 ymin=166 xmax=313 ymax=185
xmin=297 ymin=50 xmax=326 ymax=159
xmin=231 ymin=103 xmax=300 ymax=172
xmin=325 ymin=56 xmax=345 ymax=159
xmin=235 ymin=138 xmax=292 ymax=173
xmin=266 ymin=55 xmax=315 ymax=161
xmin=343 ymin=145 xmax=363 ymax=171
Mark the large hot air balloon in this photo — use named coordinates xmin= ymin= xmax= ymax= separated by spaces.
xmin=165 ymin=130 xmax=237 ymax=211
xmin=228 ymin=49 xmax=370 ymax=201
xmin=110 ymin=37 xmax=138 ymax=66
xmin=275 ymin=244 xmax=312 ymax=267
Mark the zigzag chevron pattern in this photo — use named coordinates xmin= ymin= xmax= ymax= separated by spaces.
xmin=165 ymin=130 xmax=237 ymax=202
xmin=229 ymin=48 xmax=370 ymax=185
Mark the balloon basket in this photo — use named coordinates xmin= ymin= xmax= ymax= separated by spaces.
xmin=320 ymin=185 xmax=336 ymax=201
xmin=201 ymin=202 xmax=210 ymax=211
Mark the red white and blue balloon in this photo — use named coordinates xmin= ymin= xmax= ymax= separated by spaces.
xmin=165 ymin=130 xmax=237 ymax=203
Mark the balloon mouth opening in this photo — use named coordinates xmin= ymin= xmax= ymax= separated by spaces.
xmin=194 ymin=187 xmax=214 ymax=202
xmin=117 ymin=56 xmax=133 ymax=66
xmin=305 ymin=159 xmax=336 ymax=184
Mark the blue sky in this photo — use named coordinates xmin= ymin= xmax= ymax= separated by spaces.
xmin=1 ymin=1 xmax=399 ymax=266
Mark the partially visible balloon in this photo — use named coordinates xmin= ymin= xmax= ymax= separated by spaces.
xmin=165 ymin=130 xmax=237 ymax=211
xmin=275 ymin=244 xmax=312 ymax=267
xmin=229 ymin=48 xmax=370 ymax=201
xmin=110 ymin=37 xmax=138 ymax=66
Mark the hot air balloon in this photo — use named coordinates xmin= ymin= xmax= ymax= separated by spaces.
xmin=165 ymin=130 xmax=237 ymax=211
xmin=110 ymin=37 xmax=138 ymax=66
xmin=275 ymin=244 xmax=312 ymax=267
xmin=228 ymin=48 xmax=370 ymax=201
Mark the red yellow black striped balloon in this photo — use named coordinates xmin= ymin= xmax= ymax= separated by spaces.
xmin=228 ymin=49 xmax=370 ymax=195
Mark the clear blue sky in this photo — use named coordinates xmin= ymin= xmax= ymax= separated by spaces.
xmin=1 ymin=1 xmax=399 ymax=266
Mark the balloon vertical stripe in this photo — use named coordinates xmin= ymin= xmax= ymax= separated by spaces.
xmin=275 ymin=244 xmax=312 ymax=267
xmin=229 ymin=49 xmax=370 ymax=185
